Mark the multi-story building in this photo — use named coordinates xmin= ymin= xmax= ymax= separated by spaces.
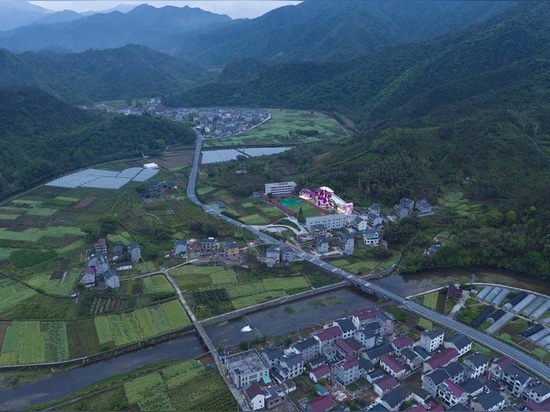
xmin=420 ymin=328 xmax=445 ymax=353
xmin=224 ymin=349 xmax=269 ymax=389
xmin=334 ymin=356 xmax=360 ymax=385
xmin=305 ymin=214 xmax=349 ymax=231
xmin=314 ymin=326 xmax=342 ymax=349
xmin=245 ymin=382 xmax=265 ymax=410
xmin=438 ymin=379 xmax=468 ymax=407
xmin=525 ymin=383 xmax=550 ymax=404
xmin=363 ymin=230 xmax=380 ymax=246
xmin=291 ymin=337 xmax=319 ymax=362
xmin=315 ymin=236 xmax=329 ymax=254
xmin=500 ymin=364 xmax=532 ymax=397
xmin=338 ymin=233 xmax=354 ymax=255
xmin=200 ymin=237 xmax=220 ymax=254
xmin=463 ymin=353 xmax=490 ymax=379
xmin=423 ymin=348 xmax=460 ymax=372
xmin=444 ymin=333 xmax=472 ymax=357
xmin=223 ymin=241 xmax=240 ymax=257
xmin=264 ymin=181 xmax=297 ymax=197
xmin=379 ymin=354 xmax=407 ymax=379
xmin=471 ymin=391 xmax=506 ymax=411
xmin=261 ymin=347 xmax=283 ymax=368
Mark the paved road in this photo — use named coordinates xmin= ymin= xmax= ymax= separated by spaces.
xmin=188 ymin=130 xmax=550 ymax=383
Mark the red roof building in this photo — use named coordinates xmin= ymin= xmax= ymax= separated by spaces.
xmin=308 ymin=395 xmax=333 ymax=412
xmin=423 ymin=348 xmax=460 ymax=372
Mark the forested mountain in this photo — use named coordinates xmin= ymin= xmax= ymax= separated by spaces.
xmin=0 ymin=4 xmax=232 ymax=54
xmin=0 ymin=87 xmax=196 ymax=200
xmin=166 ymin=1 xmax=550 ymax=204
xmin=0 ymin=1 xmax=512 ymax=65
xmin=172 ymin=0 xmax=514 ymax=65
xmin=0 ymin=45 xmax=210 ymax=104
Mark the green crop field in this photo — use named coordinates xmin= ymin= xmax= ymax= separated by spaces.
xmin=42 ymin=322 xmax=69 ymax=362
xmin=94 ymin=301 xmax=191 ymax=348
xmin=0 ymin=321 xmax=46 ymax=365
xmin=0 ymin=213 xmax=19 ymax=220
xmin=143 ymin=275 xmax=175 ymax=295
xmin=0 ymin=277 xmax=38 ymax=314
xmin=26 ymin=270 xmax=79 ymax=296
xmin=422 ymin=293 xmax=438 ymax=310
xmin=26 ymin=208 xmax=58 ymax=216
xmin=239 ymin=214 xmax=269 ymax=224
xmin=263 ymin=277 xmax=309 ymax=291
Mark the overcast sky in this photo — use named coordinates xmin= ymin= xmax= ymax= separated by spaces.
xmin=28 ymin=1 xmax=301 ymax=19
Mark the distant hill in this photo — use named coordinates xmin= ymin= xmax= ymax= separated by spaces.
xmin=0 ymin=1 xmax=513 ymax=65
xmin=0 ymin=45 xmax=210 ymax=104
xmin=166 ymin=1 xmax=550 ymax=203
xmin=171 ymin=0 xmax=514 ymax=65
xmin=0 ymin=4 xmax=233 ymax=54
xmin=0 ymin=0 xmax=49 ymax=31
xmin=0 ymin=86 xmax=196 ymax=200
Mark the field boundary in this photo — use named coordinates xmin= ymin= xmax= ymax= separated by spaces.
xmin=0 ymin=326 xmax=195 ymax=370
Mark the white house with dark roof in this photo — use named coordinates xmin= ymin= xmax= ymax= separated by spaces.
xmin=395 ymin=197 xmax=414 ymax=220
xmin=444 ymin=333 xmax=472 ymax=357
xmin=366 ymin=212 xmax=383 ymax=228
xmin=354 ymin=324 xmax=380 ymax=349
xmin=463 ymin=353 xmax=490 ymax=379
xmin=459 ymin=378 xmax=485 ymax=398
xmin=333 ymin=318 xmax=356 ymax=339
xmin=500 ymin=364 xmax=532 ymax=397
xmin=278 ymin=353 xmax=304 ymax=380
xmin=422 ymin=367 xmax=451 ymax=397
xmin=471 ymin=391 xmax=506 ymax=411
xmin=444 ymin=362 xmax=465 ymax=384
xmin=280 ymin=246 xmax=295 ymax=264
xmin=415 ymin=199 xmax=433 ymax=216
xmin=315 ymin=236 xmax=329 ymax=254
xmin=401 ymin=347 xmax=423 ymax=371
xmin=338 ymin=233 xmax=354 ymax=255
xmin=367 ymin=204 xmax=380 ymax=216
xmin=420 ymin=328 xmax=445 ymax=353
xmin=363 ymin=230 xmax=380 ymax=246
xmin=352 ymin=216 xmax=368 ymax=232
xmin=364 ymin=342 xmax=394 ymax=365
xmin=291 ymin=337 xmax=319 ymax=362
xmin=103 ymin=269 xmax=120 ymax=289
xmin=438 ymin=378 xmax=468 ymax=408
xmin=488 ymin=356 xmax=514 ymax=380
xmin=525 ymin=383 xmax=550 ymax=404
xmin=262 ymin=347 xmax=283 ymax=368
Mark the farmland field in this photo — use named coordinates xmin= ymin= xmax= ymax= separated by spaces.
xmin=203 ymin=109 xmax=345 ymax=148
xmin=0 ymin=277 xmax=38 ymax=314
xmin=94 ymin=300 xmax=191 ymax=348
xmin=0 ymin=321 xmax=46 ymax=364
xmin=143 ymin=275 xmax=175 ymax=295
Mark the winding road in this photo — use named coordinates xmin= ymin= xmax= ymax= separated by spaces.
xmin=188 ymin=130 xmax=550 ymax=382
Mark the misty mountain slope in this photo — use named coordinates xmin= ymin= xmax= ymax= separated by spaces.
xmin=0 ymin=45 xmax=210 ymax=103
xmin=0 ymin=1 xmax=512 ymax=64
xmin=171 ymin=0 xmax=514 ymax=65
xmin=0 ymin=4 xmax=232 ymax=53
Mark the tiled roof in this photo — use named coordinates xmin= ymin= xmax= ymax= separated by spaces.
xmin=446 ymin=333 xmax=471 ymax=350
xmin=316 ymin=326 xmax=341 ymax=342
xmin=380 ymin=354 xmax=405 ymax=373
xmin=425 ymin=348 xmax=459 ymax=369
xmin=503 ymin=364 xmax=532 ymax=384
xmin=311 ymin=364 xmax=331 ymax=379
xmin=375 ymin=375 xmax=399 ymax=391
xmin=441 ymin=378 xmax=465 ymax=397
xmin=392 ymin=336 xmax=414 ymax=349
xmin=335 ymin=338 xmax=355 ymax=355
xmin=308 ymin=395 xmax=332 ymax=412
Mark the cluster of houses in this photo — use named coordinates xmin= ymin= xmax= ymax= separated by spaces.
xmin=394 ymin=198 xmax=433 ymax=220
xmin=222 ymin=307 xmax=549 ymax=411
xmin=174 ymin=237 xmax=242 ymax=262
xmin=79 ymin=238 xmax=142 ymax=289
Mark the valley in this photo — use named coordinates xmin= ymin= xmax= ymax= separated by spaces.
xmin=0 ymin=0 xmax=549 ymax=410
